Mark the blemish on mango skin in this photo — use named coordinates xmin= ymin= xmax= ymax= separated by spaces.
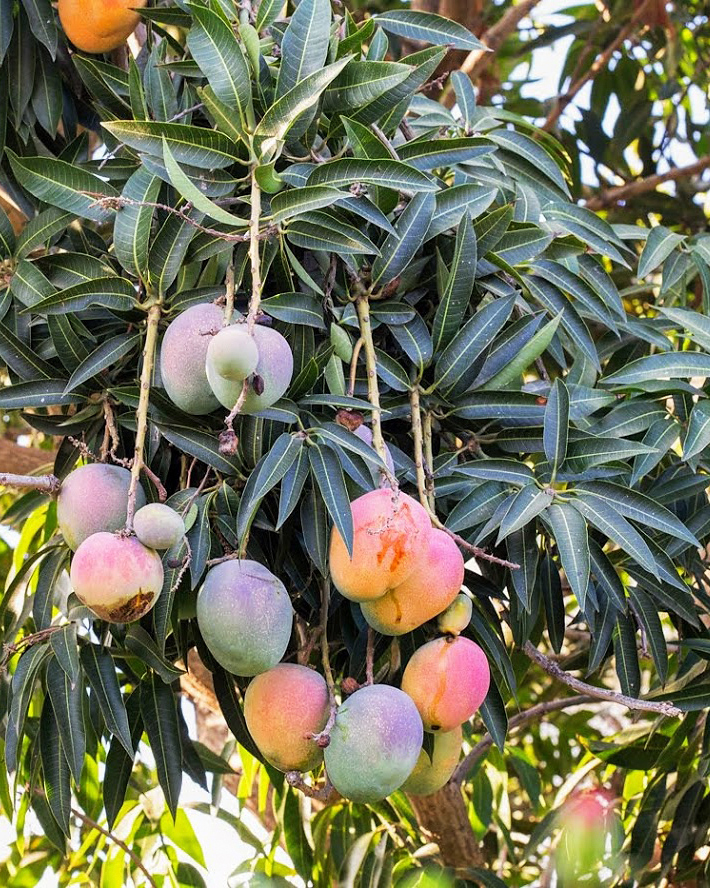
xmin=103 ymin=589 xmax=155 ymax=623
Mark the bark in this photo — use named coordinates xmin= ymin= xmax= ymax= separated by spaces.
xmin=408 ymin=781 xmax=485 ymax=867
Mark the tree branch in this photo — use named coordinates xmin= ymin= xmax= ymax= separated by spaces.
xmin=585 ymin=155 xmax=710 ymax=210
xmin=0 ymin=472 xmax=60 ymax=493
xmin=451 ymin=694 xmax=593 ymax=785
xmin=354 ymin=294 xmax=388 ymax=466
xmin=523 ymin=641 xmax=682 ymax=717
xmin=71 ymin=807 xmax=158 ymax=888
xmin=457 ymin=0 xmax=543 ymax=82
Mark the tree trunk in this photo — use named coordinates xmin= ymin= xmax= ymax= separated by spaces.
xmin=408 ymin=782 xmax=485 ymax=867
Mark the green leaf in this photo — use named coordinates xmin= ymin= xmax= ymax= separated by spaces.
xmin=20 ymin=0 xmax=56 ymax=58
xmin=46 ymin=658 xmax=85 ymax=783
xmin=283 ymin=788 xmax=314 ymax=881
xmin=543 ymin=202 xmax=630 ymax=267
xmin=254 ymin=57 xmax=351 ymax=156
xmin=157 ymin=424 xmax=241 ymax=476
xmin=64 ymin=333 xmax=140 ymax=394
xmin=25 ymin=277 xmax=138 ymax=316
xmin=0 ymin=379 xmax=84 ymax=409
xmin=113 ymin=168 xmax=161 ymax=279
xmin=148 ymin=208 xmax=202 ymax=296
xmin=104 ymin=692 xmax=142 ymax=831
xmin=277 ymin=446 xmax=309 ymax=530
xmin=683 ymin=400 xmax=710 ymax=461
xmin=211 ymin=666 xmax=264 ymax=763
xmin=637 ymin=225 xmax=685 ymax=278
xmin=140 ymin=674 xmax=182 ymax=819
xmin=0 ymin=321 xmax=57 ymax=379
xmin=614 ymin=612 xmax=641 ymax=697
xmin=308 ymin=158 xmax=437 ymax=192
xmin=33 ymin=549 xmax=67 ymax=632
xmin=446 ymin=481 xmax=507 ymax=532
xmin=276 ymin=0 xmax=331 ymax=98
xmin=434 ymin=295 xmax=515 ymax=395
xmin=162 ymin=138 xmax=246 ymax=227
xmin=544 ymin=378 xmax=569 ymax=471
xmin=571 ymin=494 xmax=657 ymax=576
xmin=545 ymin=503 xmax=589 ymax=609
xmin=489 ymin=130 xmax=568 ymax=193
xmin=603 ymin=352 xmax=710 ymax=385
xmin=539 ymin=554 xmax=564 ymax=653
xmin=507 ymin=523 xmax=539 ymax=612
xmin=657 ymin=306 xmax=710 ymax=351
xmin=125 ymin=625 xmax=186 ymax=684
xmin=261 ymin=292 xmax=325 ymax=328
xmin=80 ymin=645 xmax=133 ymax=756
xmin=398 ymin=136 xmax=494 ymax=171
xmin=256 ymin=0 xmax=282 ymax=30
xmin=50 ymin=624 xmax=80 ymax=687
xmin=7 ymin=151 xmax=118 ymax=223
xmin=496 ymin=485 xmax=553 ymax=544
xmin=39 ymin=698 xmax=71 ymax=837
xmin=372 ymin=10 xmax=485 ymax=50
xmin=103 ymin=121 xmax=239 ymax=169
xmin=0 ymin=204 xmax=15 ymax=258
xmin=325 ymin=61 xmax=413 ymax=111
xmin=455 ymin=459 xmax=534 ymax=486
xmin=6 ymin=643 xmax=51 ymax=773
xmin=15 ymin=207 xmax=74 ymax=260
xmin=237 ymin=434 xmax=303 ymax=541
xmin=186 ymin=1 xmax=252 ymax=119
xmin=270 ymin=186 xmax=345 ymax=223
xmin=565 ymin=435 xmax=654 ymax=470
xmin=309 ymin=443 xmax=353 ymax=555
xmin=630 ymin=776 xmax=666 ymax=870
xmin=628 ymin=587 xmax=667 ymax=684
xmin=198 ymin=85 xmax=246 ymax=145
xmin=287 ymin=215 xmax=379 ymax=255
xmin=371 ymin=191 xmax=435 ymax=286
xmin=478 ymin=679 xmax=508 ymax=753
xmin=432 ymin=216 xmax=476 ymax=352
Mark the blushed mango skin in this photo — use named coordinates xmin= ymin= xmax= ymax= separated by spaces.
xmin=206 ymin=325 xmax=294 ymax=414
xmin=361 ymin=529 xmax=463 ymax=635
xmin=160 ymin=303 xmax=223 ymax=415
xmin=329 ymin=489 xmax=432 ymax=602
xmin=324 ymin=685 xmax=423 ymax=803
xmin=58 ymin=0 xmax=147 ymax=53
xmin=244 ymin=664 xmax=329 ymax=772
xmin=196 ymin=560 xmax=293 ymax=676
xmin=437 ymin=593 xmax=473 ymax=636
xmin=133 ymin=503 xmax=185 ymax=550
xmin=402 ymin=725 xmax=462 ymax=796
xmin=57 ymin=464 xmax=146 ymax=551
xmin=401 ymin=637 xmax=490 ymax=733
xmin=206 ymin=325 xmax=259 ymax=381
xmin=70 ymin=532 xmax=163 ymax=622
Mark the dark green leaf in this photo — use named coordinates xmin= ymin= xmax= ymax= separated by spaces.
xmin=140 ymin=674 xmax=182 ymax=819
xmin=46 ymin=658 xmax=85 ymax=783
xmin=80 ymin=645 xmax=133 ymax=756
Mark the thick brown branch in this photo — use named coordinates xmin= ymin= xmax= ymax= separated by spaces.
xmin=523 ymin=641 xmax=682 ymax=717
xmin=458 ymin=0 xmax=543 ymax=82
xmin=585 ymin=155 xmax=710 ymax=210
xmin=0 ymin=472 xmax=60 ymax=494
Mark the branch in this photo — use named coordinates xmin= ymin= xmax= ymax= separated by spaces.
xmin=354 ymin=293 xmax=387 ymax=466
xmin=0 ymin=472 xmax=60 ymax=493
xmin=71 ymin=808 xmax=158 ymax=888
xmin=285 ymin=771 xmax=335 ymax=802
xmin=540 ymin=1 xmax=651 ymax=133
xmin=306 ymin=578 xmax=338 ymax=745
xmin=1 ymin=626 xmax=64 ymax=671
xmin=125 ymin=303 xmax=161 ymax=531
xmin=523 ymin=641 xmax=682 ymax=717
xmin=247 ymin=170 xmax=262 ymax=333
xmin=457 ymin=0 xmax=543 ymax=82
xmin=365 ymin=627 xmax=375 ymax=686
xmin=585 ymin=155 xmax=710 ymax=210
xmin=451 ymin=694 xmax=593 ymax=785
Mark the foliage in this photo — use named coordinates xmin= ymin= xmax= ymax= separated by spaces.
xmin=0 ymin=0 xmax=709 ymax=886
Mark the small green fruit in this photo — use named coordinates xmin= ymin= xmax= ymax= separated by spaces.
xmin=206 ymin=325 xmax=259 ymax=381
xmin=134 ymin=503 xmax=185 ymax=550
xmin=437 ymin=593 xmax=473 ymax=636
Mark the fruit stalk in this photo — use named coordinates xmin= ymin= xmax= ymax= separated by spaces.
xmin=422 ymin=410 xmax=436 ymax=512
xmin=0 ymin=473 xmax=60 ymax=493
xmin=125 ymin=302 xmax=161 ymax=531
xmin=309 ymin=578 xmax=337 ymax=743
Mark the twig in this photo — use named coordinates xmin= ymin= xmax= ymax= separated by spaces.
xmin=585 ymin=155 xmax=710 ymax=210
xmin=422 ymin=411 xmax=436 ymax=512
xmin=246 ymin=170 xmax=262 ymax=333
xmin=455 ymin=0 xmax=543 ymax=84
xmin=354 ymin=295 xmax=387 ymax=465
xmin=366 ymin=627 xmax=375 ymax=686
xmin=306 ymin=579 xmax=338 ymax=745
xmin=540 ymin=2 xmax=651 ymax=132
xmin=0 ymin=473 xmax=60 ymax=494
xmin=219 ymin=377 xmax=250 ymax=455
xmin=71 ymin=808 xmax=158 ymax=888
xmin=169 ymin=535 xmax=192 ymax=595
xmin=523 ymin=641 xmax=682 ymax=717
xmin=451 ymin=694 xmax=593 ymax=785
xmin=285 ymin=771 xmax=335 ymax=802
xmin=223 ymin=254 xmax=236 ymax=325
xmin=167 ymin=102 xmax=204 ymax=123
xmin=1 ymin=626 xmax=64 ymax=671
xmin=347 ymin=337 xmax=364 ymax=398
xmin=125 ymin=303 xmax=161 ymax=531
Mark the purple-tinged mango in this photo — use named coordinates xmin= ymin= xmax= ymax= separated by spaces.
xmin=196 ymin=560 xmax=293 ymax=676
xmin=361 ymin=529 xmax=464 ymax=635
xmin=58 ymin=464 xmax=146 ymax=551
xmin=206 ymin=324 xmax=259 ymax=381
xmin=133 ymin=503 xmax=185 ymax=550
xmin=324 ymin=684 xmax=423 ymax=803
xmin=206 ymin=325 xmax=293 ymax=414
xmin=401 ymin=637 xmax=490 ymax=733
xmin=437 ymin=593 xmax=473 ymax=637
xmin=244 ymin=664 xmax=330 ymax=772
xmin=70 ymin=532 xmax=163 ymax=622
xmin=402 ymin=725 xmax=462 ymax=796
xmin=160 ymin=303 xmax=222 ymax=415
xmin=329 ymin=489 xmax=432 ymax=603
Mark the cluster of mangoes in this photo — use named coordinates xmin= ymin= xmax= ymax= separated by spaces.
xmin=57 ymin=464 xmax=185 ymax=622
xmin=159 ymin=304 xmax=294 ymax=417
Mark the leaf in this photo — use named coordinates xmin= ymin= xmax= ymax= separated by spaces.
xmin=0 ymin=204 xmax=15 ymax=258
xmin=39 ymin=698 xmax=71 ymax=837
xmin=455 ymin=459 xmax=535 ymax=486
xmin=103 ymin=120 xmax=239 ymax=169
xmin=34 ymin=549 xmax=67 ymax=631
xmin=276 ymin=0 xmax=331 ymax=99
xmin=539 ymin=554 xmax=564 ymax=653
xmin=0 ymin=321 xmax=57 ymax=379
xmin=256 ymin=0 xmax=282 ymax=30
xmin=46 ymin=658 xmax=85 ymax=783
xmin=545 ymin=503 xmax=589 ymax=609
xmin=478 ymin=678 xmax=508 ymax=752
xmin=237 ymin=434 xmax=303 ymax=541
xmin=15 ymin=207 xmax=74 ymax=260
xmin=103 ymin=694 xmax=141 ymax=831
xmin=80 ymin=645 xmax=133 ymax=756
xmin=372 ymin=10 xmax=485 ymax=50
xmin=496 ymin=485 xmax=553 ymax=544
xmin=308 ymin=158 xmax=437 ymax=192
xmin=270 ymin=185 xmax=345 ymax=223
xmin=26 ymin=277 xmax=138 ymax=316
xmin=571 ymin=494 xmax=657 ymax=576
xmin=371 ymin=191 xmax=435 ymax=286
xmin=683 ymin=400 xmax=710 ymax=461
xmin=398 ymin=136 xmax=494 ymax=171
xmin=7 ymin=151 xmax=118 ymax=223
xmin=434 ymin=295 xmax=515 ymax=395
xmin=0 ymin=379 xmax=83 ymax=409
xmin=287 ymin=216 xmax=379 ymax=255
xmin=20 ymin=0 xmax=57 ymax=58
xmin=544 ymin=378 xmax=569 ymax=471
xmin=254 ymin=57 xmax=351 ymax=156
xmin=125 ymin=626 xmax=186 ymax=684
xmin=507 ymin=523 xmax=538 ymax=612
xmin=186 ymin=1 xmax=251 ymax=119
xmin=432 ymin=216 xmax=476 ymax=352
xmin=637 ymin=225 xmax=685 ymax=278
xmin=301 ymin=487 xmax=329 ymax=576
xmin=446 ymin=481 xmax=507 ymax=532
xmin=628 ymin=587 xmax=667 ymax=684
xmin=6 ymin=644 xmax=51 ymax=773
xmin=543 ymin=202 xmax=630 ymax=267
xmin=613 ymin=612 xmax=641 ymax=698
xmin=309 ymin=444 xmax=353 ymax=555
xmin=658 ymin=306 xmax=710 ymax=351
xmin=50 ymin=624 xmax=80 ymax=687
xmin=140 ymin=674 xmax=182 ymax=820
xmin=156 ymin=424 xmax=241 ymax=476
xmin=283 ymin=789 xmax=314 ymax=881
xmin=325 ymin=61 xmax=413 ymax=111
xmin=604 ymin=352 xmax=710 ymax=385
xmin=277 ymin=446 xmax=309 ymax=530
xmin=63 ymin=333 xmax=140 ymax=394
xmin=389 ymin=311 xmax=433 ymax=372
xmin=630 ymin=776 xmax=667 ymax=870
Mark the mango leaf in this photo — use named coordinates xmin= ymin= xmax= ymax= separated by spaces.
xmin=637 ymin=225 xmax=685 ymax=278
xmin=140 ymin=674 xmax=182 ymax=820
xmin=571 ymin=494 xmax=657 ymax=576
xmin=683 ymin=400 xmax=710 ymax=461
xmin=64 ymin=333 xmax=140 ymax=394
xmin=308 ymin=443 xmax=353 ymax=555
xmin=46 ymin=657 xmax=85 ymax=783
xmin=80 ymin=645 xmax=133 ymax=756
xmin=431 ymin=216 xmax=476 ymax=352
xmin=270 ymin=186 xmax=345 ymax=223
xmin=39 ymin=698 xmax=71 ymax=836
xmin=372 ymin=10 xmax=485 ymax=51
xmin=614 ymin=612 xmax=641 ymax=697
xmin=544 ymin=378 xmax=569 ymax=471
xmin=545 ymin=503 xmax=589 ymax=609
xmin=371 ymin=191 xmax=435 ymax=286
xmin=103 ymin=121 xmax=239 ymax=169
xmin=604 ymin=352 xmax=710 ymax=385
xmin=308 ymin=158 xmax=437 ymax=192
xmin=276 ymin=0 xmax=331 ymax=98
